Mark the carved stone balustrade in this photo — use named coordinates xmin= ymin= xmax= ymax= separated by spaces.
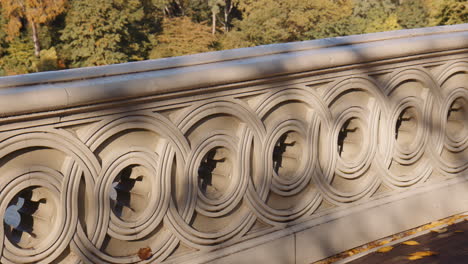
xmin=0 ymin=24 xmax=467 ymax=264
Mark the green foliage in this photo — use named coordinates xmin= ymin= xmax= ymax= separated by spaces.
xmin=209 ymin=0 xmax=224 ymax=16
xmin=0 ymin=34 xmax=37 ymax=75
xmin=397 ymin=0 xmax=430 ymax=29
xmin=0 ymin=0 xmax=66 ymax=38
xmin=221 ymin=0 xmax=353 ymax=49
xmin=149 ymin=17 xmax=218 ymax=58
xmin=310 ymin=0 xmax=415 ymax=38
xmin=187 ymin=0 xmax=212 ymax=22
xmin=345 ymin=0 xmax=399 ymax=35
xmin=435 ymin=0 xmax=467 ymax=25
xmin=36 ymin=47 xmax=59 ymax=72
xmin=152 ymin=0 xmax=188 ymax=17
xmin=0 ymin=13 xmax=7 ymax=56
xmin=0 ymin=0 xmax=467 ymax=76
xmin=60 ymin=0 xmax=157 ymax=68
xmin=0 ymin=0 xmax=67 ymax=58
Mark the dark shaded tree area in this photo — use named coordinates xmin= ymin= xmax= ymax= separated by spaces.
xmin=0 ymin=0 xmax=466 ymax=76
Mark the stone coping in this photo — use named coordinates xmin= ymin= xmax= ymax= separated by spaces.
xmin=0 ymin=24 xmax=467 ymax=117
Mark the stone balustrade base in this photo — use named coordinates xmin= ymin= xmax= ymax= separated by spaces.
xmin=166 ymin=175 xmax=468 ymax=264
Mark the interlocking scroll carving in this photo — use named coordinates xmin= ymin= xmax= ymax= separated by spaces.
xmin=0 ymin=29 xmax=467 ymax=263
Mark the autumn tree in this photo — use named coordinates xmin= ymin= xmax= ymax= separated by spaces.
xmin=346 ymin=0 xmax=400 ymax=33
xmin=397 ymin=0 xmax=430 ymax=29
xmin=313 ymin=0 xmax=402 ymax=38
xmin=0 ymin=0 xmax=66 ymax=57
xmin=1 ymin=0 xmax=467 ymax=76
xmin=0 ymin=12 xmax=59 ymax=75
xmin=149 ymin=17 xmax=217 ymax=58
xmin=208 ymin=0 xmax=239 ymax=34
xmin=222 ymin=0 xmax=239 ymax=32
xmin=60 ymin=0 xmax=158 ymax=68
xmin=0 ymin=32 xmax=36 ymax=75
xmin=152 ymin=0 xmax=187 ymax=17
xmin=434 ymin=0 xmax=467 ymax=25
xmin=209 ymin=0 xmax=223 ymax=34
xmin=0 ymin=13 xmax=7 ymax=58
xmin=221 ymin=0 xmax=353 ymax=49
xmin=359 ymin=0 xmax=402 ymax=33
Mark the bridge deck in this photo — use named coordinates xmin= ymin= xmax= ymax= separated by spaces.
xmin=347 ymin=220 xmax=468 ymax=264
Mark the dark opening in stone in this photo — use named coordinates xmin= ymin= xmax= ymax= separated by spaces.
xmin=273 ymin=131 xmax=302 ymax=179
xmin=338 ymin=118 xmax=363 ymax=161
xmin=198 ymin=147 xmax=231 ymax=199
xmin=110 ymin=165 xmax=144 ymax=219
xmin=447 ymin=98 xmax=467 ymax=140
xmin=4 ymin=187 xmax=45 ymax=244
xmin=395 ymin=107 xmax=418 ymax=147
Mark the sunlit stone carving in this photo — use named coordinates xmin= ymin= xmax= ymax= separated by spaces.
xmin=0 ymin=25 xmax=467 ymax=264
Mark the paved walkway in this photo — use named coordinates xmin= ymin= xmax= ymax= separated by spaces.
xmin=347 ymin=220 xmax=468 ymax=264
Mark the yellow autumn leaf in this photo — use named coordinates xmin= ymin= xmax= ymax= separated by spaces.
xmin=379 ymin=240 xmax=391 ymax=245
xmin=408 ymin=255 xmax=423 ymax=260
xmin=409 ymin=251 xmax=438 ymax=257
xmin=407 ymin=251 xmax=439 ymax=260
xmin=402 ymin=240 xmax=420 ymax=245
xmin=431 ymin=228 xmax=448 ymax=233
xmin=427 ymin=221 xmax=442 ymax=228
xmin=376 ymin=246 xmax=393 ymax=253
xmin=348 ymin=249 xmax=361 ymax=256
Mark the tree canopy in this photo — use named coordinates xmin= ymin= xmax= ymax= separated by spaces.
xmin=60 ymin=0 xmax=156 ymax=67
xmin=0 ymin=0 xmax=466 ymax=76
xmin=1 ymin=0 xmax=66 ymax=57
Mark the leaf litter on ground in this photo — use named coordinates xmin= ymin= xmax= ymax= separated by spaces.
xmin=313 ymin=213 xmax=467 ymax=264
xmin=407 ymin=251 xmax=438 ymax=261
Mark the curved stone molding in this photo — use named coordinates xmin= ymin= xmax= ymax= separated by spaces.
xmin=0 ymin=25 xmax=467 ymax=264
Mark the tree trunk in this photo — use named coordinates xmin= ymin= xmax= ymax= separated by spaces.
xmin=212 ymin=11 xmax=216 ymax=35
xmin=174 ymin=0 xmax=184 ymax=16
xmin=224 ymin=6 xmax=229 ymax=32
xmin=30 ymin=21 xmax=41 ymax=58
xmin=164 ymin=6 xmax=171 ymax=17
xmin=224 ymin=0 xmax=233 ymax=33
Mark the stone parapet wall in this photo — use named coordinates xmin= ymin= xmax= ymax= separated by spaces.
xmin=0 ymin=24 xmax=467 ymax=264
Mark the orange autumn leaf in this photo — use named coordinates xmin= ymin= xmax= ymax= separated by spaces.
xmin=408 ymin=255 xmax=424 ymax=260
xmin=431 ymin=228 xmax=448 ymax=233
xmin=347 ymin=248 xmax=361 ymax=256
xmin=138 ymin=247 xmax=152 ymax=260
xmin=402 ymin=240 xmax=420 ymax=246
xmin=407 ymin=250 xmax=438 ymax=260
xmin=376 ymin=246 xmax=393 ymax=253
xmin=379 ymin=240 xmax=391 ymax=246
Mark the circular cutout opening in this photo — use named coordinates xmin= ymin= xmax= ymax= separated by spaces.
xmin=272 ymin=131 xmax=303 ymax=179
xmin=447 ymin=98 xmax=467 ymax=141
xmin=337 ymin=118 xmax=363 ymax=162
xmin=198 ymin=147 xmax=232 ymax=200
xmin=395 ymin=107 xmax=418 ymax=147
xmin=110 ymin=165 xmax=150 ymax=221
xmin=4 ymin=186 xmax=55 ymax=249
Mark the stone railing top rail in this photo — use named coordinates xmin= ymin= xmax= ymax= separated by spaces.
xmin=0 ymin=24 xmax=467 ymax=117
